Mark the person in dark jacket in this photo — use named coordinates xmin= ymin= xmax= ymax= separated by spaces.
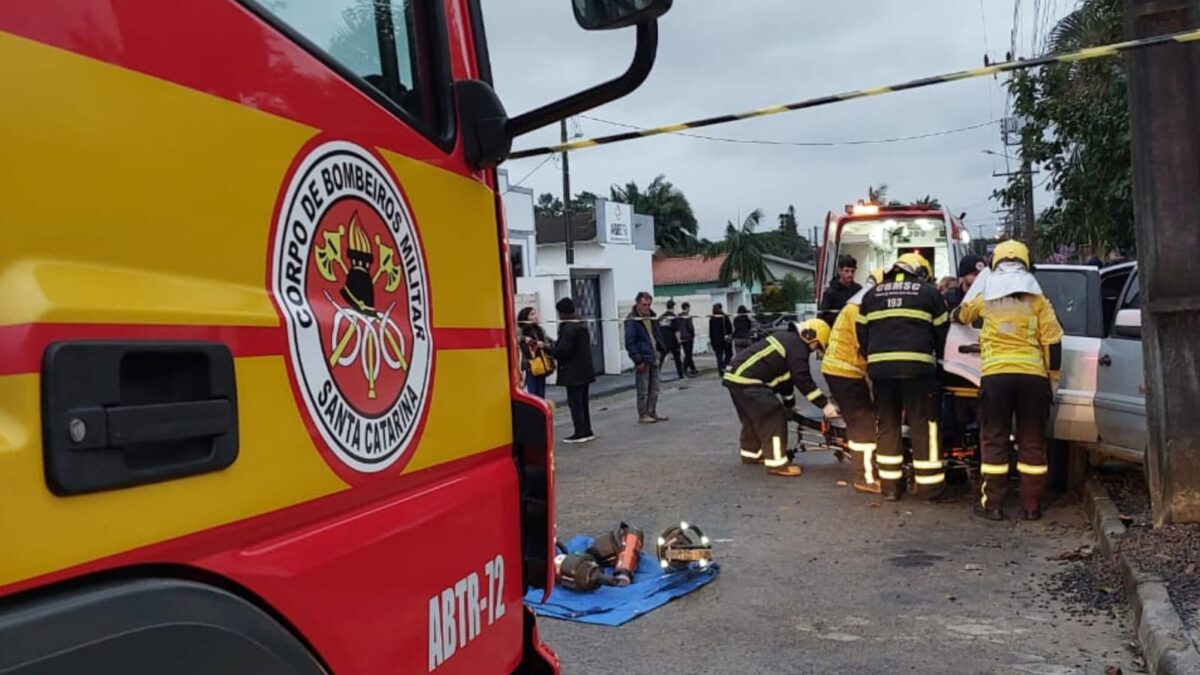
xmin=516 ymin=307 xmax=550 ymax=398
xmin=679 ymin=302 xmax=698 ymax=376
xmin=709 ymin=303 xmax=734 ymax=373
xmin=857 ymin=253 xmax=949 ymax=501
xmin=942 ymin=254 xmax=985 ymax=311
xmin=724 ymin=319 xmax=833 ymax=477
xmin=818 ymin=254 xmax=862 ymax=326
xmin=658 ymin=300 xmax=685 ymax=379
xmin=550 ymin=297 xmax=596 ymax=443
xmin=732 ymin=305 xmax=754 ymax=355
xmin=624 ymin=291 xmax=668 ymax=423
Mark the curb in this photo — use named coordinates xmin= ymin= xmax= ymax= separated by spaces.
xmin=1083 ymin=474 xmax=1200 ymax=675
xmin=547 ymin=365 xmax=718 ymax=407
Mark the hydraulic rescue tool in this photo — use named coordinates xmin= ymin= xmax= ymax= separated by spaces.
xmin=656 ymin=521 xmax=713 ymax=571
xmin=553 ymin=542 xmax=607 ymax=592
xmin=610 ymin=525 xmax=644 ymax=587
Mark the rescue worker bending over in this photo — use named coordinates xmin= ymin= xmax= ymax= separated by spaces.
xmin=821 ymin=268 xmax=885 ymax=494
xmin=954 ymin=241 xmax=1064 ymax=521
xmin=857 ymin=253 xmax=949 ymax=501
xmin=724 ymin=320 xmax=833 ymax=477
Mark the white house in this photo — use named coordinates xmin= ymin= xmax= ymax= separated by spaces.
xmin=501 ymin=170 xmax=655 ymax=374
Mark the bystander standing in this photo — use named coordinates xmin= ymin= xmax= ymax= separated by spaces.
xmin=709 ymin=303 xmax=734 ymax=374
xmin=516 ymin=306 xmax=551 ymax=398
xmin=679 ymin=302 xmax=698 ymax=377
xmin=625 ymin=292 xmax=669 ymax=424
xmin=658 ymin=300 xmax=685 ymax=379
xmin=550 ymin=298 xmax=595 ymax=443
xmin=732 ymin=305 xmax=754 ymax=356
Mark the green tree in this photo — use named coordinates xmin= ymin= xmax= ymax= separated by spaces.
xmin=756 ymin=286 xmax=792 ymax=315
xmin=534 ymin=191 xmax=599 ymax=218
xmin=867 ymin=184 xmax=889 ymax=204
xmin=765 ymin=205 xmax=814 ymax=262
xmin=610 ymin=175 xmax=700 ymax=254
xmin=780 ymin=273 xmax=814 ymax=304
xmin=535 ymin=193 xmax=563 ymax=217
xmin=912 ymin=195 xmax=942 ymax=209
xmin=705 ymin=209 xmax=771 ymax=290
xmin=993 ymin=0 xmax=1133 ymax=256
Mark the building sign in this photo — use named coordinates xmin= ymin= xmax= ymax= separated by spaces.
xmin=604 ymin=200 xmax=632 ymax=245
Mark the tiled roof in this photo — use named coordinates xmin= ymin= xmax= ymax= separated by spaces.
xmin=653 ymin=254 xmax=731 ymax=285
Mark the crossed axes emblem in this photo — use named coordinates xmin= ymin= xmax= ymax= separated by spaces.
xmin=312 ymin=212 xmax=408 ymax=399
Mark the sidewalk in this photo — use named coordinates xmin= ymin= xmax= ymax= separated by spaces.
xmin=545 ymin=354 xmax=719 ymax=407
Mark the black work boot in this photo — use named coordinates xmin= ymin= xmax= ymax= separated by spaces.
xmin=1021 ymin=509 xmax=1043 ymax=521
xmin=973 ymin=504 xmax=1005 ymax=521
xmin=881 ymin=481 xmax=904 ymax=502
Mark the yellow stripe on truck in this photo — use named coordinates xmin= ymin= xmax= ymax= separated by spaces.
xmin=0 ymin=28 xmax=513 ymax=587
xmin=0 ymin=359 xmax=347 ymax=587
xmin=402 ymin=348 xmax=512 ymax=473
xmin=0 ymin=30 xmax=309 ymax=328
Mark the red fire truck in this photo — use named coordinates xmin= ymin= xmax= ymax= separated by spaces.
xmin=0 ymin=1 xmax=671 ymax=672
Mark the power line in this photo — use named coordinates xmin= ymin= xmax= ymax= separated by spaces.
xmin=510 ymin=27 xmax=1200 ymax=159
xmin=577 ymin=114 xmax=998 ymax=148
xmin=503 ymin=153 xmax=555 ymax=193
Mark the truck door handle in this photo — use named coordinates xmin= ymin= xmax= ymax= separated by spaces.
xmin=1098 ymin=354 xmax=1113 ymax=367
xmin=71 ymin=400 xmax=233 ymax=449
xmin=42 ymin=342 xmax=239 ymax=496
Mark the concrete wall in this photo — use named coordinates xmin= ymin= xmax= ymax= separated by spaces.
xmin=537 ymin=241 xmax=653 ymax=374
xmin=515 ymin=277 xmax=562 ymax=340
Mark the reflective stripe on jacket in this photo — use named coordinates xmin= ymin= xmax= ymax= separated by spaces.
xmin=856 ymin=273 xmax=949 ymax=379
xmin=821 ymin=302 xmax=866 ymax=379
xmin=723 ymin=331 xmax=828 ymax=408
xmin=956 ymin=294 xmax=1064 ymax=377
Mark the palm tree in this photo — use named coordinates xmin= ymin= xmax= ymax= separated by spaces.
xmin=705 ymin=210 xmax=771 ymax=290
xmin=912 ymin=195 xmax=942 ymax=208
xmin=866 ymin=184 xmax=889 ymax=204
xmin=610 ymin=175 xmax=700 ymax=254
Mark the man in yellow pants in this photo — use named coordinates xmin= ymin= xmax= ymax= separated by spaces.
xmin=821 ymin=269 xmax=884 ymax=494
xmin=954 ymin=241 xmax=1064 ymax=520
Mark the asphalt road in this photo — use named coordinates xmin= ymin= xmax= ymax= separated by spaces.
xmin=539 ymin=375 xmax=1136 ymax=675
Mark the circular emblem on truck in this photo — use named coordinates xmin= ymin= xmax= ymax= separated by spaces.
xmin=270 ymin=140 xmax=432 ymax=473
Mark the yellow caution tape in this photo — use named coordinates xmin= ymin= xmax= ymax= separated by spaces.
xmin=509 ymin=28 xmax=1200 ymax=160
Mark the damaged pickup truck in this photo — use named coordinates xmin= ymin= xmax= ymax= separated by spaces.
xmin=944 ymin=261 xmax=1148 ymax=467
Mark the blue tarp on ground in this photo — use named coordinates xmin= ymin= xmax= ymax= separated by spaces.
xmin=523 ymin=535 xmax=720 ymax=627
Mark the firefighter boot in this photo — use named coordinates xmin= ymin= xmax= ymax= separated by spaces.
xmin=854 ymin=481 xmax=882 ymax=495
xmin=768 ymin=465 xmax=803 ymax=477
xmin=881 ymin=480 xmax=904 ymax=502
xmin=974 ymin=504 xmax=1005 ymax=521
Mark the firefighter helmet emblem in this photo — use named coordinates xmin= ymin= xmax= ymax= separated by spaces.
xmin=271 ymin=140 xmax=433 ymax=474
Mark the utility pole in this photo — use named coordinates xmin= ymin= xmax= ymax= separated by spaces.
xmin=561 ymin=118 xmax=574 ymax=265
xmin=1126 ymin=0 xmax=1200 ymax=524
xmin=1022 ymin=153 xmax=1037 ymax=254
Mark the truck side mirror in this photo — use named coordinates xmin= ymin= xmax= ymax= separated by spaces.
xmin=573 ymin=0 xmax=673 ymax=30
xmin=1114 ymin=308 xmax=1142 ymax=339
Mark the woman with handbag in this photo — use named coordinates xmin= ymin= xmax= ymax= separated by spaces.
xmin=517 ymin=307 xmax=553 ymax=398
xmin=550 ymin=297 xmax=596 ymax=443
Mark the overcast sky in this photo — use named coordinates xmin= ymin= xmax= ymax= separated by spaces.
xmin=483 ymin=0 xmax=1071 ymax=243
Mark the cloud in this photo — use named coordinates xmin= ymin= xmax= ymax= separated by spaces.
xmin=484 ymin=1 xmax=1067 ymax=241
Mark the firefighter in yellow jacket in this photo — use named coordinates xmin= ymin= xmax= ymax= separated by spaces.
xmin=954 ymin=240 xmax=1064 ymax=521
xmin=724 ymin=320 xmax=832 ymax=477
xmin=821 ymin=268 xmax=884 ymax=494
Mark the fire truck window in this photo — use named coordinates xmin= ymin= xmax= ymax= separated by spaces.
xmin=261 ymin=0 xmax=443 ymax=133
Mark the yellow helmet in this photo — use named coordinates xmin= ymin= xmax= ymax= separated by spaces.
xmin=895 ymin=252 xmax=933 ymax=281
xmin=992 ymin=240 xmax=1031 ymax=269
xmin=794 ymin=318 xmax=831 ymax=350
